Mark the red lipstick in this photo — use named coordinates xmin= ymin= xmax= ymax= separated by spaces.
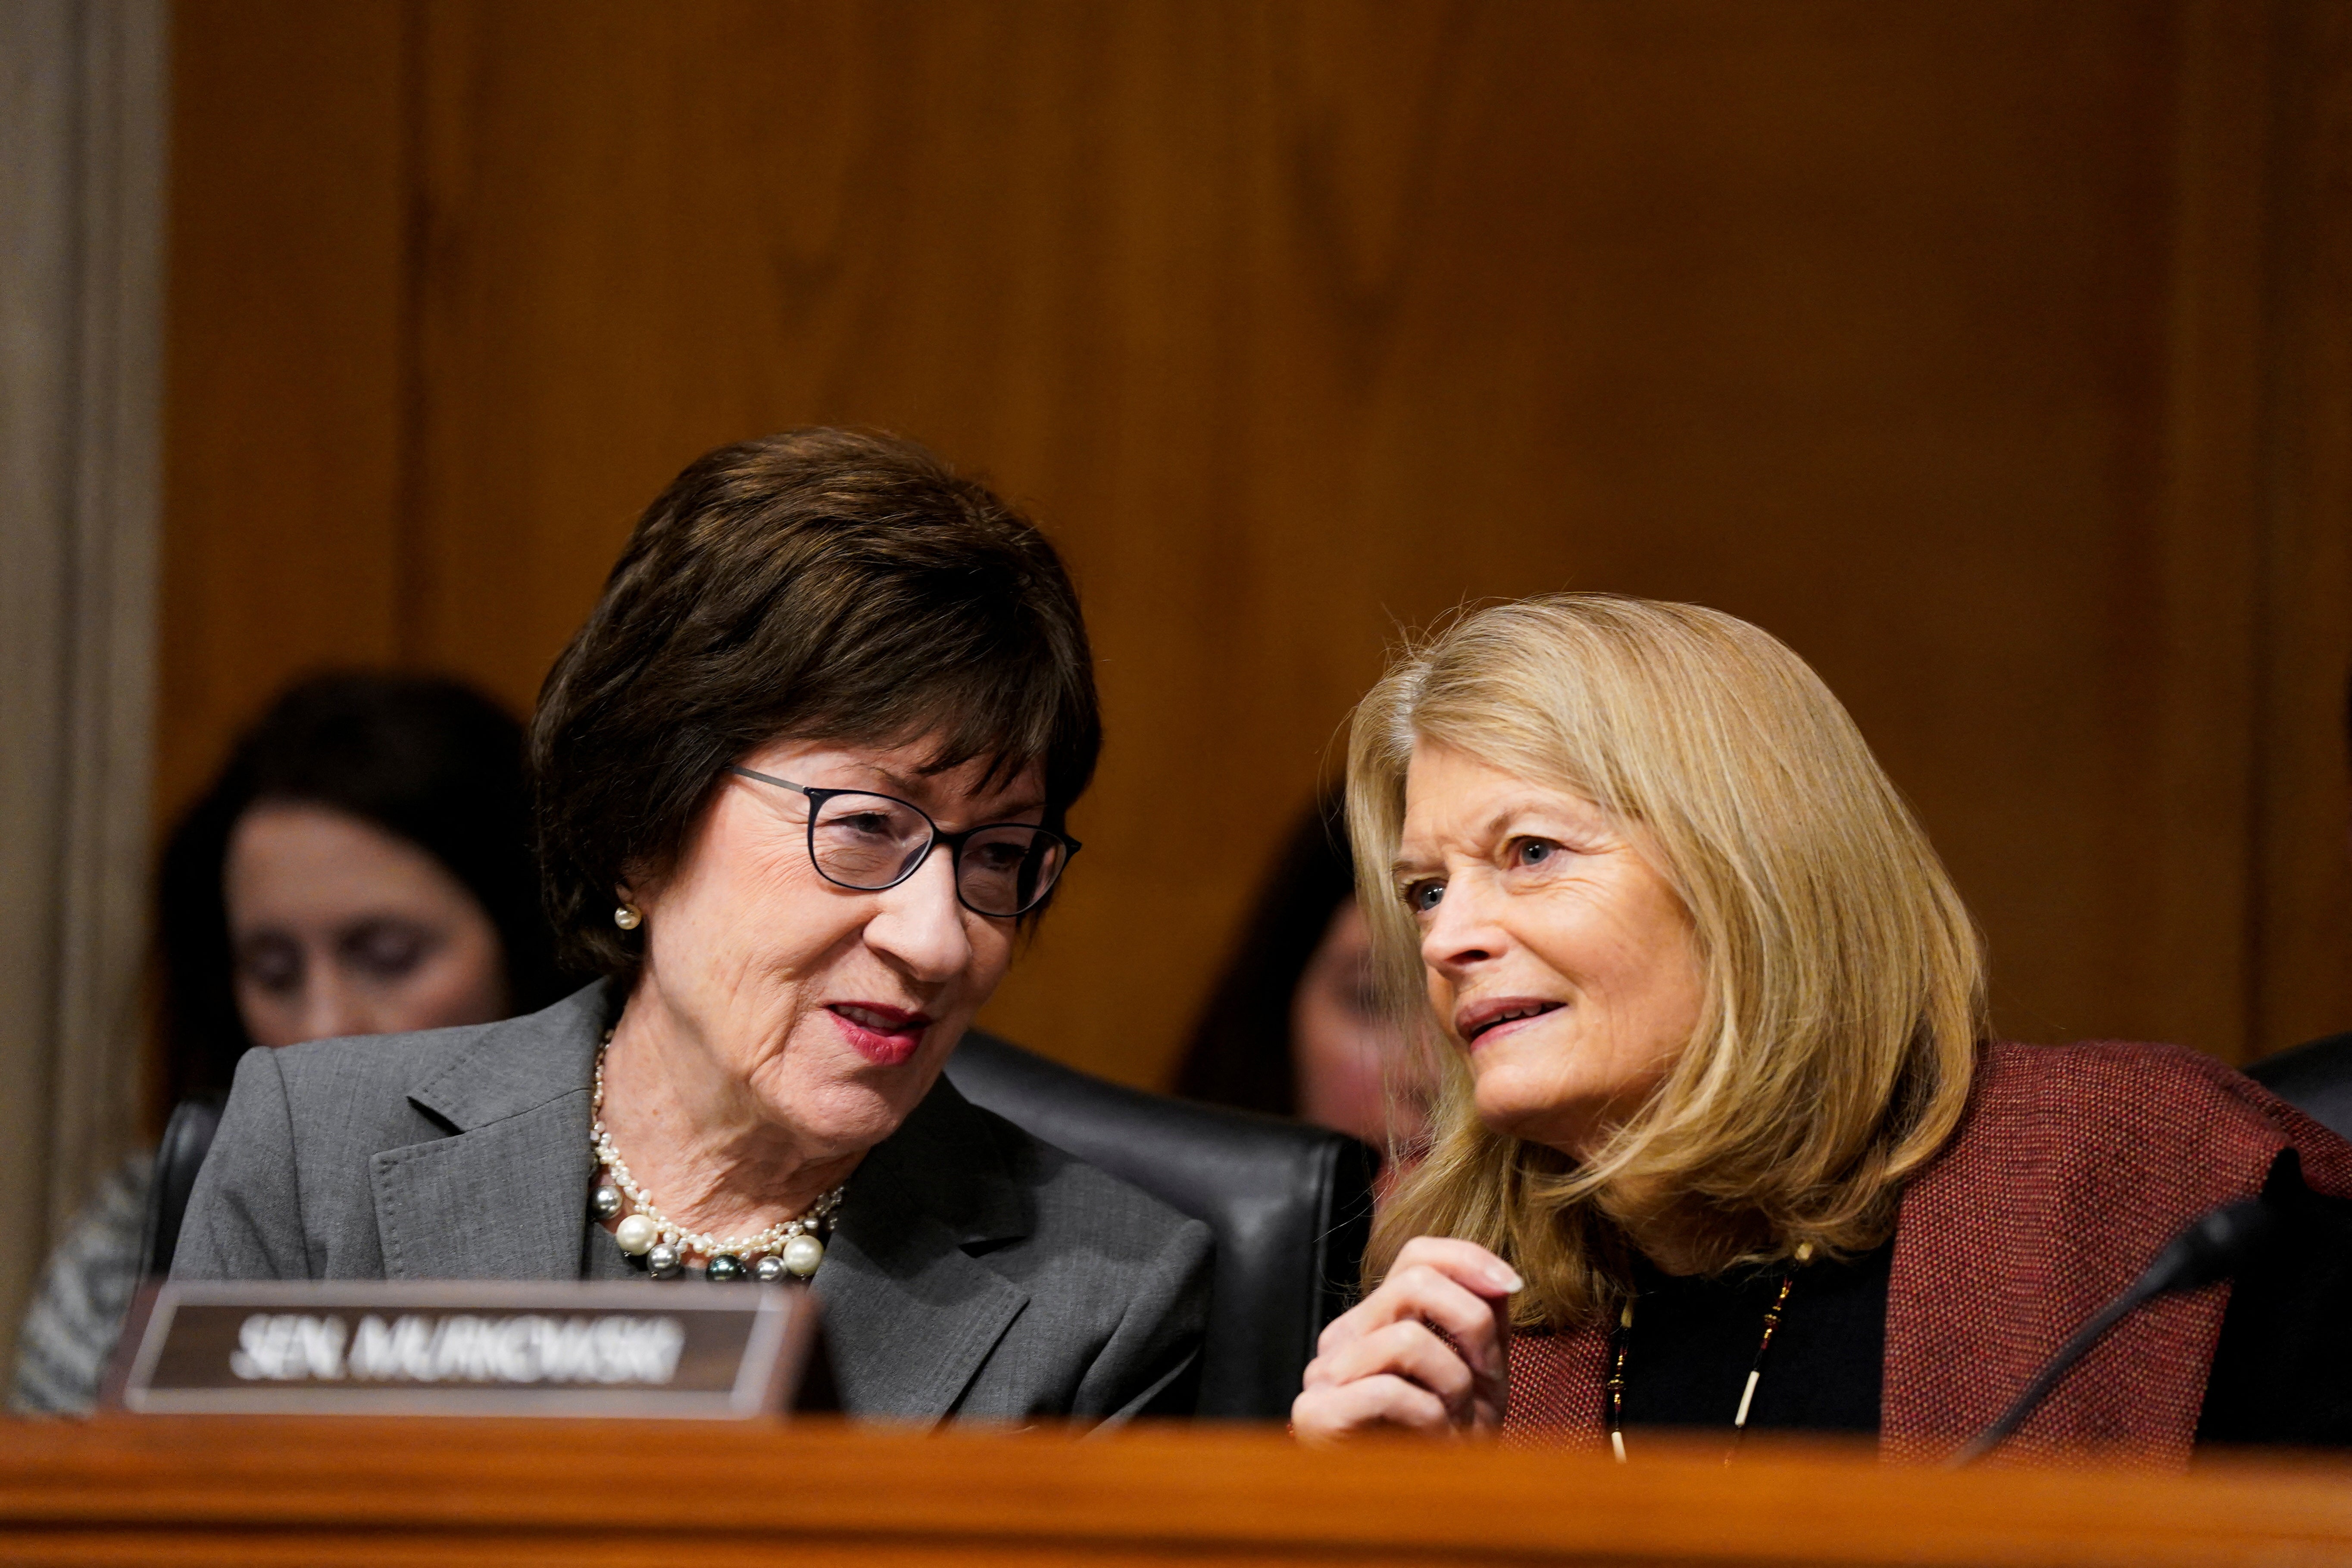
xmin=827 ymin=1001 xmax=932 ymax=1066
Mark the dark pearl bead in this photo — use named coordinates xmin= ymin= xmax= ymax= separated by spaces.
xmin=752 ymin=1255 xmax=789 ymax=1284
xmin=590 ymin=1185 xmax=622 ymax=1221
xmin=705 ymin=1253 xmax=746 ymax=1283
xmin=645 ymin=1242 xmax=682 ymax=1279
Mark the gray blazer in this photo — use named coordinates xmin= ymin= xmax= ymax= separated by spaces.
xmin=172 ymin=984 xmax=1212 ymax=1424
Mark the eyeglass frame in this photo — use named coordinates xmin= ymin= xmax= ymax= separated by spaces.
xmin=725 ymin=765 xmax=1082 ymax=918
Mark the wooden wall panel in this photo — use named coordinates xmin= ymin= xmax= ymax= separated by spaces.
xmin=2249 ymin=0 xmax=2352 ymax=1052
xmin=156 ymin=0 xmax=412 ymax=823
xmin=162 ymin=0 xmax=2352 ymax=1087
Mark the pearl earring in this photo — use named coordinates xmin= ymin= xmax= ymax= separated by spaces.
xmin=614 ymin=904 xmax=642 ymax=931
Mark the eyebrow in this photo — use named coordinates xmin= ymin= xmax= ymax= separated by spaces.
xmin=857 ymin=766 xmax=1047 ymax=823
xmin=862 ymin=765 xmax=925 ymax=796
xmin=1391 ymin=796 xmax=1606 ymax=876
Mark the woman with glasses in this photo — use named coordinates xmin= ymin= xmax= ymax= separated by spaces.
xmin=172 ymin=429 xmax=1211 ymax=1424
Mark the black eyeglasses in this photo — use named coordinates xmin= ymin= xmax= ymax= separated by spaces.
xmin=726 ymin=767 xmax=1081 ymax=918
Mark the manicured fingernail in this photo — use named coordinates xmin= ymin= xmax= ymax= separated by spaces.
xmin=1494 ymin=1267 xmax=1524 ymax=1293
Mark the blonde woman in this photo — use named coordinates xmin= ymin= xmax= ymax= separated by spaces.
xmin=1292 ymin=595 xmax=2352 ymax=1463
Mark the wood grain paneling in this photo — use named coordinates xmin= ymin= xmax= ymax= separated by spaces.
xmin=156 ymin=0 xmax=412 ymax=821
xmin=2248 ymin=0 xmax=2352 ymax=1051
xmin=161 ymin=1 xmax=2352 ymax=1085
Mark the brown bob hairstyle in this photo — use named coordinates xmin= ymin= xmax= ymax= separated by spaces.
xmin=533 ymin=428 xmax=1101 ymax=977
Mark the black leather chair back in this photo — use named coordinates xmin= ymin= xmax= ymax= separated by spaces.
xmin=141 ymin=1091 xmax=227 ymax=1278
xmin=946 ymin=1031 xmax=1377 ymax=1419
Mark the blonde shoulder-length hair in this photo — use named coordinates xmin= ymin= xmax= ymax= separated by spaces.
xmin=1353 ymin=595 xmax=1985 ymax=1329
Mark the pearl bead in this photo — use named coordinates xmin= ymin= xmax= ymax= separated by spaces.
xmin=646 ymin=1242 xmax=683 ymax=1278
xmin=753 ymin=1255 xmax=789 ymax=1284
xmin=614 ymin=1213 xmax=658 ymax=1255
xmin=590 ymin=1186 xmax=622 ymax=1221
xmin=706 ymin=1253 xmax=746 ymax=1283
xmin=782 ymin=1233 xmax=825 ymax=1277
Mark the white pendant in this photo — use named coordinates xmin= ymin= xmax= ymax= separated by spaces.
xmin=781 ymin=1232 xmax=825 ymax=1277
xmin=614 ymin=1213 xmax=659 ymax=1256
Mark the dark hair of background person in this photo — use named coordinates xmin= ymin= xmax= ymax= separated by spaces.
xmin=533 ymin=427 xmax=1102 ymax=979
xmin=1174 ymin=788 xmax=1354 ymax=1116
xmin=157 ymin=672 xmax=565 ymax=1112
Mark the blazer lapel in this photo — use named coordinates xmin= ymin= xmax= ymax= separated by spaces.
xmin=370 ymin=984 xmax=607 ymax=1281
xmin=814 ymin=1076 xmax=1031 ymax=1421
xmin=361 ymin=990 xmax=1033 ymax=1410
xmin=371 ymin=1092 xmax=595 ymax=1279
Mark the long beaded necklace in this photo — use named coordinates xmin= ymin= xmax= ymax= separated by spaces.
xmin=1604 ymin=1241 xmax=1814 ymax=1462
xmin=588 ymin=1030 xmax=844 ymax=1283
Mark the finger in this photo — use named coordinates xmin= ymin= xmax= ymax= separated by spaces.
xmin=1292 ymin=1373 xmax=1452 ymax=1444
xmin=1388 ymin=1239 xmax=1519 ymax=1389
xmin=1346 ymin=1263 xmax=1513 ymax=1383
xmin=1314 ymin=1239 xmax=1517 ymax=1352
xmin=1314 ymin=1296 xmax=1382 ymax=1359
xmin=1312 ymin=1319 xmax=1476 ymax=1415
xmin=1390 ymin=1236 xmax=1525 ymax=1298
xmin=1315 ymin=1237 xmax=1522 ymax=1378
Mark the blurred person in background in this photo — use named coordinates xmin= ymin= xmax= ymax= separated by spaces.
xmin=10 ymin=672 xmax=564 ymax=1413
xmin=1176 ymin=790 xmax=1430 ymax=1155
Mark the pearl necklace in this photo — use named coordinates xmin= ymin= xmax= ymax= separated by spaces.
xmin=589 ymin=1031 xmax=844 ymax=1283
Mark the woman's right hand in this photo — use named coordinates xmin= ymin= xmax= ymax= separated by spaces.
xmin=1291 ymin=1236 xmax=1520 ymax=1443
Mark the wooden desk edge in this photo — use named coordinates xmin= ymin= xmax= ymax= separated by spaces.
xmin=1 ymin=1417 xmax=2349 ymax=1566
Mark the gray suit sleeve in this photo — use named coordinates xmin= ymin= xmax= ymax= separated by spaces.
xmin=1072 ymin=1214 xmax=1213 ymax=1423
xmin=169 ymin=1047 xmax=312 ymax=1280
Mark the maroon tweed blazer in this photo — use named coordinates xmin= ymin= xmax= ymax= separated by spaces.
xmin=1503 ymin=1040 xmax=2352 ymax=1467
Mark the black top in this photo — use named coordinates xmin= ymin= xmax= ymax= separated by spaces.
xmin=2247 ymin=1031 xmax=2352 ymax=1143
xmin=1617 ymin=1157 xmax=2352 ymax=1447
xmin=2196 ymin=1154 xmax=2352 ymax=1446
xmin=1618 ymin=1239 xmax=1888 ymax=1434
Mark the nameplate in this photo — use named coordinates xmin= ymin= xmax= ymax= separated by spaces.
xmin=113 ymin=1280 xmax=825 ymax=1418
